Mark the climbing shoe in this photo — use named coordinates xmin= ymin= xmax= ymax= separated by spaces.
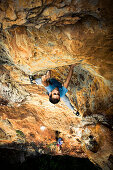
xmin=75 ymin=111 xmax=80 ymax=116
xmin=29 ymin=75 xmax=34 ymax=84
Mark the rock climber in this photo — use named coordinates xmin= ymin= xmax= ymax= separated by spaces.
xmin=56 ymin=137 xmax=63 ymax=151
xmin=57 ymin=137 xmax=63 ymax=147
xmin=29 ymin=65 xmax=80 ymax=116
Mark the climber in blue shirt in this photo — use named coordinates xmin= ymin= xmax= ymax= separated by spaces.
xmin=29 ymin=65 xmax=79 ymax=116
xmin=57 ymin=137 xmax=63 ymax=146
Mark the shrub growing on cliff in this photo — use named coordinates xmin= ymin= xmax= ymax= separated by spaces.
xmin=16 ymin=130 xmax=25 ymax=138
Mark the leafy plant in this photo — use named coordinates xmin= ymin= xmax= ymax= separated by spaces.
xmin=16 ymin=130 xmax=25 ymax=138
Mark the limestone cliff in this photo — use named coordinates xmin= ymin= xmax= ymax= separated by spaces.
xmin=0 ymin=0 xmax=113 ymax=169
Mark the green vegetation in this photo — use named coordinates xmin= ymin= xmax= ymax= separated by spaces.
xmin=16 ymin=130 xmax=25 ymax=138
xmin=47 ymin=142 xmax=57 ymax=148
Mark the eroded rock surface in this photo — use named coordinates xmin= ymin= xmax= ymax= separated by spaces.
xmin=0 ymin=0 xmax=113 ymax=169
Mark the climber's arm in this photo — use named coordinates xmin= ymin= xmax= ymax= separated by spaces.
xmin=41 ymin=70 xmax=51 ymax=87
xmin=63 ymin=65 xmax=75 ymax=89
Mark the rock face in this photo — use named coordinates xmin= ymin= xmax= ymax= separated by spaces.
xmin=0 ymin=0 xmax=113 ymax=169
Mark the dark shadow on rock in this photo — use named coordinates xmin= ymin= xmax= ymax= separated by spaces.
xmin=0 ymin=143 xmax=101 ymax=170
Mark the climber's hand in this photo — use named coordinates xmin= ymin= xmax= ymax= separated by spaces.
xmin=70 ymin=63 xmax=78 ymax=69
xmin=46 ymin=70 xmax=51 ymax=79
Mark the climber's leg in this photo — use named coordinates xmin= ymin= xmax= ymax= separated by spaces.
xmin=35 ymin=78 xmax=42 ymax=85
xmin=29 ymin=75 xmax=38 ymax=84
xmin=29 ymin=70 xmax=51 ymax=85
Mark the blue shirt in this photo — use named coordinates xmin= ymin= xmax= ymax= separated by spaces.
xmin=44 ymin=78 xmax=68 ymax=98
xmin=57 ymin=138 xmax=63 ymax=145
